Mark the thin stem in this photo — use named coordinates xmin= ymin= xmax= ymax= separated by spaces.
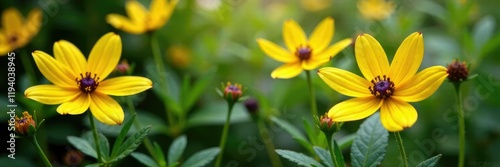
xmin=454 ymin=83 xmax=465 ymax=167
xmin=20 ymin=49 xmax=37 ymax=85
xmin=30 ymin=135 xmax=53 ymax=167
xmin=326 ymin=134 xmax=340 ymax=167
xmin=214 ymin=103 xmax=235 ymax=167
xmin=394 ymin=132 xmax=408 ymax=167
xmin=149 ymin=32 xmax=176 ymax=128
xmin=257 ymin=119 xmax=283 ymax=167
xmin=306 ymin=70 xmax=318 ymax=117
xmin=89 ymin=113 xmax=103 ymax=165
xmin=126 ymin=98 xmax=157 ymax=163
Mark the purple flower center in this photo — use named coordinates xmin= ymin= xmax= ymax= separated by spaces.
xmin=295 ymin=46 xmax=312 ymax=61
xmin=76 ymin=72 xmax=100 ymax=93
xmin=369 ymin=75 xmax=395 ymax=99
xmin=18 ymin=118 xmax=27 ymax=124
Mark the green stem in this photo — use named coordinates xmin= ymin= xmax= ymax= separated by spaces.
xmin=454 ymin=83 xmax=465 ymax=167
xmin=257 ymin=119 xmax=283 ymax=167
xmin=149 ymin=32 xmax=176 ymax=129
xmin=325 ymin=134 xmax=340 ymax=167
xmin=126 ymin=98 xmax=157 ymax=163
xmin=394 ymin=132 xmax=408 ymax=167
xmin=20 ymin=49 xmax=37 ymax=85
xmin=30 ymin=135 xmax=53 ymax=167
xmin=89 ymin=113 xmax=103 ymax=165
xmin=214 ymin=102 xmax=235 ymax=167
xmin=306 ymin=70 xmax=318 ymax=117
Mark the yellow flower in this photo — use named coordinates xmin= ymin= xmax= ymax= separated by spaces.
xmin=167 ymin=44 xmax=191 ymax=69
xmin=0 ymin=7 xmax=42 ymax=55
xmin=301 ymin=0 xmax=331 ymax=12
xmin=318 ymin=32 xmax=448 ymax=132
xmin=357 ymin=0 xmax=394 ymax=21
xmin=24 ymin=32 xmax=153 ymax=125
xmin=106 ymin=0 xmax=178 ymax=34
xmin=257 ymin=17 xmax=352 ymax=79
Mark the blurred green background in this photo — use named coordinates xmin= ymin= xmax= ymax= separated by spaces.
xmin=1 ymin=0 xmax=499 ymax=166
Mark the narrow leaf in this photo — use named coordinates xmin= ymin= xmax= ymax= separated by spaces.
xmin=168 ymin=135 xmax=187 ymax=166
xmin=333 ymin=140 xmax=346 ymax=167
xmin=67 ymin=136 xmax=97 ymax=158
xmin=271 ymin=117 xmax=313 ymax=154
xmin=416 ymin=154 xmax=442 ymax=167
xmin=181 ymin=147 xmax=220 ymax=167
xmin=275 ymin=149 xmax=324 ymax=167
xmin=313 ymin=146 xmax=333 ymax=167
xmin=350 ymin=112 xmax=388 ymax=167
xmin=131 ymin=152 xmax=159 ymax=167
xmin=108 ymin=125 xmax=152 ymax=163
xmin=111 ymin=114 xmax=136 ymax=157
xmin=154 ymin=142 xmax=168 ymax=167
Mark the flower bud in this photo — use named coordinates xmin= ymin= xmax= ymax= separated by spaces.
xmin=114 ymin=59 xmax=130 ymax=74
xmin=64 ymin=149 xmax=84 ymax=167
xmin=15 ymin=111 xmax=36 ymax=136
xmin=447 ymin=60 xmax=469 ymax=82
xmin=223 ymin=82 xmax=243 ymax=102
xmin=316 ymin=113 xmax=341 ymax=136
xmin=244 ymin=98 xmax=259 ymax=114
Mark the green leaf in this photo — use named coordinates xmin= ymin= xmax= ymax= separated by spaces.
xmin=168 ymin=135 xmax=187 ymax=166
xmin=473 ymin=15 xmax=495 ymax=53
xmin=181 ymin=69 xmax=216 ymax=112
xmin=81 ymin=131 xmax=110 ymax=161
xmin=154 ymin=142 xmax=168 ymax=167
xmin=416 ymin=154 xmax=442 ymax=167
xmin=181 ymin=147 xmax=220 ymax=167
xmin=271 ymin=117 xmax=314 ymax=155
xmin=186 ymin=101 xmax=249 ymax=128
xmin=111 ymin=114 xmax=136 ymax=157
xmin=67 ymin=136 xmax=97 ymax=159
xmin=333 ymin=140 xmax=346 ymax=167
xmin=275 ymin=149 xmax=324 ymax=167
xmin=131 ymin=152 xmax=159 ymax=167
xmin=350 ymin=112 xmax=388 ymax=167
xmin=85 ymin=163 xmax=99 ymax=167
xmin=145 ymin=60 xmax=183 ymax=115
xmin=313 ymin=146 xmax=333 ymax=167
xmin=108 ymin=125 xmax=152 ymax=163
xmin=338 ymin=134 xmax=356 ymax=150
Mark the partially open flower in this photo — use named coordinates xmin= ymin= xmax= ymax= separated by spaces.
xmin=317 ymin=113 xmax=341 ymax=135
xmin=15 ymin=111 xmax=36 ymax=136
xmin=223 ymin=82 xmax=243 ymax=102
xmin=447 ymin=60 xmax=469 ymax=82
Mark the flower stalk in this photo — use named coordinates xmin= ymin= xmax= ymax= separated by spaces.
xmin=29 ymin=135 xmax=53 ymax=167
xmin=394 ymin=132 xmax=408 ymax=167
xmin=306 ymin=70 xmax=318 ymax=117
xmin=89 ymin=113 xmax=103 ymax=164
xmin=454 ymin=83 xmax=465 ymax=167
xmin=257 ymin=118 xmax=283 ymax=167
xmin=214 ymin=102 xmax=235 ymax=167
xmin=326 ymin=134 xmax=340 ymax=167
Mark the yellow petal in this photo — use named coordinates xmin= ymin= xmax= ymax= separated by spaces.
xmin=32 ymin=51 xmax=77 ymax=88
xmin=97 ymin=76 xmax=153 ymax=96
xmin=149 ymin=0 xmax=177 ymax=30
xmin=2 ymin=8 xmax=22 ymax=35
xmin=388 ymin=32 xmax=424 ymax=85
xmin=355 ymin=33 xmax=389 ymax=80
xmin=283 ymin=19 xmax=307 ymax=52
xmin=308 ymin=17 xmax=333 ymax=53
xmin=126 ymin=0 xmax=147 ymax=23
xmin=393 ymin=66 xmax=448 ymax=102
xmin=313 ymin=38 xmax=353 ymax=61
xmin=24 ymin=85 xmax=80 ymax=104
xmin=87 ymin=32 xmax=122 ymax=80
xmin=380 ymin=98 xmax=418 ymax=132
xmin=23 ymin=8 xmax=42 ymax=37
xmin=302 ymin=58 xmax=329 ymax=70
xmin=257 ymin=38 xmax=297 ymax=63
xmin=0 ymin=32 xmax=12 ymax=55
xmin=328 ymin=97 xmax=382 ymax=122
xmin=89 ymin=93 xmax=124 ymax=125
xmin=57 ymin=93 xmax=90 ymax=115
xmin=318 ymin=67 xmax=372 ymax=97
xmin=54 ymin=40 xmax=87 ymax=75
xmin=270 ymin=62 xmax=303 ymax=79
xmin=106 ymin=14 xmax=145 ymax=34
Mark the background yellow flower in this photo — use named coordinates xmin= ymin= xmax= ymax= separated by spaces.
xmin=0 ymin=7 xmax=42 ymax=55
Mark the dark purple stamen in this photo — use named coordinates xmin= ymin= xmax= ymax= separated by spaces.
xmin=76 ymin=72 xmax=100 ymax=93
xmin=295 ymin=46 xmax=312 ymax=60
xmin=369 ymin=75 xmax=395 ymax=99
